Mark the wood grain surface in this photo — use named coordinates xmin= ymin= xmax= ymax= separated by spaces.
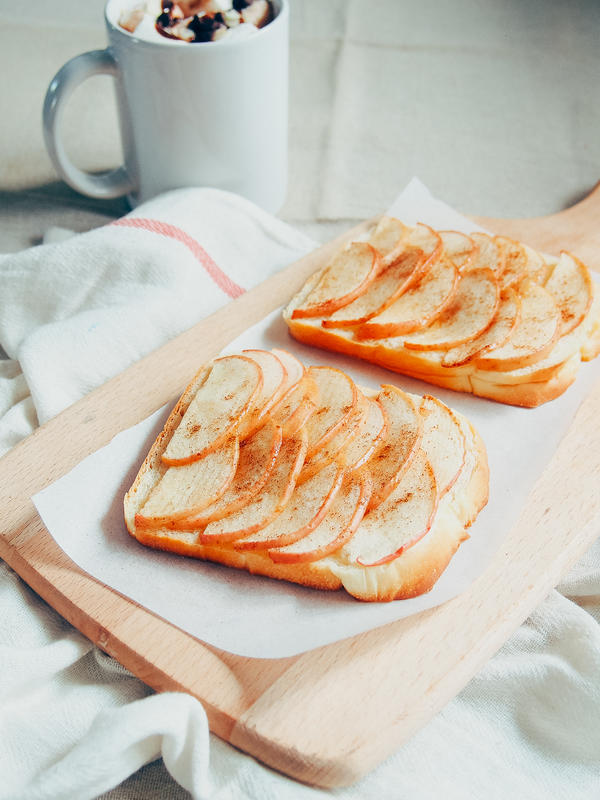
xmin=1 ymin=187 xmax=599 ymax=787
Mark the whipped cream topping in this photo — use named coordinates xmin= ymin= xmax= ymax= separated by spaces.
xmin=118 ymin=0 xmax=273 ymax=43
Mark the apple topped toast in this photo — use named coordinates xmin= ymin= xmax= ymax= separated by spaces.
xmin=124 ymin=349 xmax=489 ymax=601
xmin=284 ymin=218 xmax=600 ymax=407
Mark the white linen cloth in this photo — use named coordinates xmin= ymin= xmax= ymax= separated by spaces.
xmin=0 ymin=188 xmax=599 ymax=799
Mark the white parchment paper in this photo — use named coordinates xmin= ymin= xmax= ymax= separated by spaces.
xmin=33 ymin=179 xmax=600 ymax=658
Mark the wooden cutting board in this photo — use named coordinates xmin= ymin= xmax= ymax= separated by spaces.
xmin=1 ymin=185 xmax=600 ymax=788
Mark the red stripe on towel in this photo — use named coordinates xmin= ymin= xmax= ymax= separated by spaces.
xmin=112 ymin=217 xmax=245 ymax=299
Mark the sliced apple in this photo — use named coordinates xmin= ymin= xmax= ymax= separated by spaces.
xmin=234 ymin=459 xmax=345 ymax=551
xmin=291 ymin=242 xmax=381 ymax=319
xmin=344 ymin=397 xmax=388 ymax=470
xmin=236 ymin=349 xmax=287 ymax=437
xmin=267 ymin=348 xmax=310 ymax=434
xmin=368 ymin=216 xmax=409 ymax=266
xmin=162 ymin=355 xmax=262 ymax=466
xmin=470 ymin=232 xmax=504 ymax=276
xmin=401 ymin=268 xmax=499 ymax=351
xmin=476 ymin=281 xmax=560 ymax=371
xmin=543 ymin=251 xmax=593 ymax=335
xmin=355 ymin=255 xmax=459 ymax=339
xmin=496 ymin=236 xmax=547 ymax=289
xmin=169 ymin=421 xmax=282 ymax=529
xmin=298 ymin=392 xmax=369 ymax=483
xmin=271 ymin=348 xmax=304 ymax=389
xmin=342 ymin=449 xmax=438 ymax=567
xmin=502 ymin=323 xmax=587 ymax=381
xmin=321 ymin=223 xmax=442 ymax=328
xmin=268 ymin=471 xmax=372 ymax=563
xmin=419 ymin=395 xmax=465 ymax=497
xmin=442 ymin=288 xmax=521 ymax=367
xmin=368 ymin=385 xmax=423 ymax=510
xmin=501 ymin=287 xmax=598 ymax=380
xmin=439 ymin=230 xmax=478 ymax=270
xmin=408 ymin=221 xmax=443 ymax=256
xmin=522 ymin=244 xmax=549 ymax=283
xmin=304 ymin=366 xmax=358 ymax=457
xmin=321 ymin=249 xmax=423 ymax=329
xmin=269 ymin=372 xmax=320 ymax=437
xmin=495 ymin=236 xmax=527 ymax=287
xmin=135 ymin=437 xmax=240 ymax=528
xmin=282 ymin=397 xmax=318 ymax=438
xmin=199 ymin=429 xmax=307 ymax=544
xmin=538 ymin=254 xmax=559 ymax=286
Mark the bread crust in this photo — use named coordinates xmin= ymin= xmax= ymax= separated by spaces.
xmin=125 ymin=363 xmax=489 ymax=602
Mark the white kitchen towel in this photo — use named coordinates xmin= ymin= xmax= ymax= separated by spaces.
xmin=0 ymin=187 xmax=314 ymax=440
xmin=1 ymin=188 xmax=599 ymax=799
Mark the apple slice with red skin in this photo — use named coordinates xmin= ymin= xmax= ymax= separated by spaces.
xmin=162 ymin=354 xmax=262 ymax=466
xmin=341 ymin=449 xmax=438 ymax=567
xmin=234 ymin=459 xmax=345 ymax=551
xmin=495 ymin=236 xmax=527 ymax=288
xmin=419 ymin=395 xmax=466 ymax=498
xmin=496 ymin=236 xmax=547 ymax=289
xmin=476 ymin=281 xmax=560 ymax=371
xmin=470 ymin=232 xmax=505 ymax=277
xmin=321 ymin=223 xmax=442 ymax=329
xmin=368 ymin=216 xmax=409 ymax=267
xmin=236 ymin=349 xmax=288 ymax=438
xmin=267 ymin=348 xmax=312 ymax=435
xmin=367 ymin=385 xmax=423 ymax=511
xmin=271 ymin=348 xmax=304 ymax=389
xmin=401 ymin=267 xmax=499 ymax=351
xmin=298 ymin=392 xmax=368 ymax=484
xmin=268 ymin=471 xmax=372 ymax=564
xmin=269 ymin=372 xmax=320 ymax=437
xmin=536 ymin=254 xmax=557 ymax=287
xmin=199 ymin=429 xmax=307 ymax=544
xmin=304 ymin=366 xmax=358 ymax=458
xmin=168 ymin=421 xmax=282 ymax=529
xmin=291 ymin=242 xmax=381 ymax=319
xmin=442 ymin=288 xmax=521 ymax=367
xmin=522 ymin=244 xmax=550 ymax=283
xmin=135 ymin=436 xmax=239 ymax=528
xmin=355 ymin=256 xmax=459 ymax=340
xmin=321 ymin=249 xmax=422 ymax=329
xmin=344 ymin=397 xmax=388 ymax=471
xmin=281 ymin=396 xmax=318 ymax=438
xmin=543 ymin=251 xmax=593 ymax=335
xmin=439 ymin=230 xmax=478 ymax=270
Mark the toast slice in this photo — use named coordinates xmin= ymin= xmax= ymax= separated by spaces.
xmin=283 ymin=220 xmax=600 ymax=407
xmin=125 ymin=351 xmax=489 ymax=601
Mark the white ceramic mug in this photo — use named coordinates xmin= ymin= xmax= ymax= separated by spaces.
xmin=43 ymin=0 xmax=288 ymax=213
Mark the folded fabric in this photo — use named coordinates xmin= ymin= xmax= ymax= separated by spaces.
xmin=0 ymin=187 xmax=314 ymax=437
xmin=1 ymin=189 xmax=599 ymax=800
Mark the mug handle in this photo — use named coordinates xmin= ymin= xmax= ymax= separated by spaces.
xmin=43 ymin=49 xmax=136 ymax=200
